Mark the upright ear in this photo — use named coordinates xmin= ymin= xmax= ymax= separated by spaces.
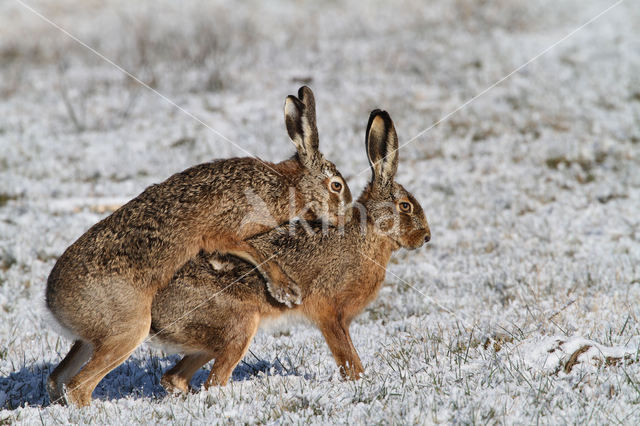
xmin=284 ymin=86 xmax=320 ymax=168
xmin=365 ymin=109 xmax=398 ymax=187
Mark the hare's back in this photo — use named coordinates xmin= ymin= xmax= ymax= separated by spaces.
xmin=49 ymin=158 xmax=281 ymax=282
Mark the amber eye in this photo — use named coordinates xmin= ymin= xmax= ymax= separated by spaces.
xmin=398 ymin=201 xmax=412 ymax=213
xmin=330 ymin=181 xmax=343 ymax=192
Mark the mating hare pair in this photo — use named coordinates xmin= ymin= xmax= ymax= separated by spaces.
xmin=46 ymin=87 xmax=351 ymax=406
xmin=152 ymin=110 xmax=430 ymax=393
xmin=46 ymin=88 xmax=430 ymax=406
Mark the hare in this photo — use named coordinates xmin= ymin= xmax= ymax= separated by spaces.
xmin=150 ymin=109 xmax=430 ymax=393
xmin=45 ymin=86 xmax=353 ymax=406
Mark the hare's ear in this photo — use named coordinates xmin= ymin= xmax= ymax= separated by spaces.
xmin=284 ymin=86 xmax=320 ymax=168
xmin=365 ymin=109 xmax=398 ymax=187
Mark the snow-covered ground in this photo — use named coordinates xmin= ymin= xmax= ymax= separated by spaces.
xmin=1 ymin=0 xmax=639 ymax=423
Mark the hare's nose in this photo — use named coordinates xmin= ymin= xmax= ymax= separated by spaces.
xmin=424 ymin=234 xmax=431 ymax=243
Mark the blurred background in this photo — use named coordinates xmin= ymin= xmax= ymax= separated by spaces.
xmin=2 ymin=0 xmax=636 ymax=193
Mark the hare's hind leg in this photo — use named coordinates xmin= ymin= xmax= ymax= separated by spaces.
xmin=161 ymin=353 xmax=214 ymax=394
xmin=64 ymin=313 xmax=151 ymax=406
xmin=204 ymin=313 xmax=260 ymax=388
xmin=47 ymin=340 xmax=93 ymax=405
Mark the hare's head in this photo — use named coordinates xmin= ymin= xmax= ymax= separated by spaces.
xmin=285 ymin=86 xmax=352 ymax=225
xmin=359 ymin=110 xmax=430 ymax=250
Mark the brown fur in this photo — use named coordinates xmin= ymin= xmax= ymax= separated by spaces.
xmin=45 ymin=87 xmax=352 ymax=406
xmin=151 ymin=109 xmax=430 ymax=392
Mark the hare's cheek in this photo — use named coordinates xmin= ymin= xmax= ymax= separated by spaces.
xmin=306 ymin=200 xmax=325 ymax=217
xmin=373 ymin=215 xmax=397 ymax=235
xmin=329 ymin=193 xmax=341 ymax=209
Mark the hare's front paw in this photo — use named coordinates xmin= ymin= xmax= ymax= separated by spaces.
xmin=267 ymin=280 xmax=302 ymax=307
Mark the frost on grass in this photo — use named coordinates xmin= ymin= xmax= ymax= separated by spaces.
xmin=1 ymin=0 xmax=640 ymax=424
xmin=519 ymin=336 xmax=640 ymax=375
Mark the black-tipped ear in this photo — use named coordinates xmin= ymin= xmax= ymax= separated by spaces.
xmin=365 ymin=109 xmax=398 ymax=186
xmin=285 ymin=95 xmax=305 ymax=144
xmin=284 ymin=86 xmax=320 ymax=167
xmin=298 ymin=86 xmax=317 ymax=129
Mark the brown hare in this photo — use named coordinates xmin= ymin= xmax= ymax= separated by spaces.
xmin=151 ymin=109 xmax=430 ymax=393
xmin=45 ymin=87 xmax=352 ymax=406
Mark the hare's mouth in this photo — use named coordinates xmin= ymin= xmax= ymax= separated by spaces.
xmin=389 ymin=237 xmax=403 ymax=250
xmin=400 ymin=230 xmax=430 ymax=250
xmin=399 ymin=238 xmax=425 ymax=251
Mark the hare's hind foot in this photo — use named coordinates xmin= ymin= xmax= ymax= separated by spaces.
xmin=64 ymin=385 xmax=92 ymax=407
xmin=47 ymin=340 xmax=93 ymax=405
xmin=46 ymin=376 xmax=66 ymax=406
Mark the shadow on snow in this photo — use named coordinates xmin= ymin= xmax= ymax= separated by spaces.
xmin=0 ymin=354 xmax=301 ymax=410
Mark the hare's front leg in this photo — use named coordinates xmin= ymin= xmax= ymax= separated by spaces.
xmin=226 ymin=241 xmax=302 ymax=307
xmin=317 ymin=316 xmax=364 ymax=380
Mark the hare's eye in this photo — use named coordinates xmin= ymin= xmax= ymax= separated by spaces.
xmin=398 ymin=201 xmax=412 ymax=213
xmin=330 ymin=181 xmax=343 ymax=192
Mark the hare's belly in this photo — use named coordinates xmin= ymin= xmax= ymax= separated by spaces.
xmin=146 ymin=310 xmax=310 ymax=354
xmin=146 ymin=334 xmax=194 ymax=355
xmin=258 ymin=310 xmax=309 ymax=334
